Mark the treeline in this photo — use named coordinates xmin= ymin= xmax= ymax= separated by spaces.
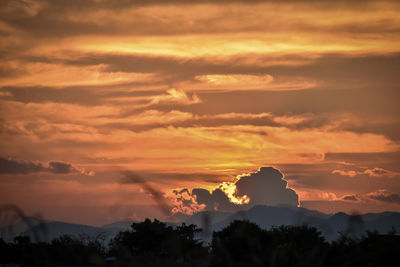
xmin=1 ymin=219 xmax=400 ymax=267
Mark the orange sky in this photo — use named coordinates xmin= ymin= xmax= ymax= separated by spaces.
xmin=1 ymin=0 xmax=400 ymax=226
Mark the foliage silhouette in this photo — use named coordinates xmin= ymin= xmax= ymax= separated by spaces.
xmin=109 ymin=218 xmax=208 ymax=266
xmin=1 ymin=218 xmax=400 ymax=266
xmin=211 ymin=220 xmax=327 ymax=267
xmin=0 ymin=234 xmax=106 ymax=266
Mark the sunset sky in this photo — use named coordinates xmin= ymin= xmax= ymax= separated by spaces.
xmin=1 ymin=0 xmax=400 ymax=226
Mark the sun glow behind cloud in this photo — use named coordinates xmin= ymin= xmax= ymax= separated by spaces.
xmin=218 ymin=180 xmax=250 ymax=205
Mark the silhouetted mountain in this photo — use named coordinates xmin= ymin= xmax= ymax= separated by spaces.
xmin=363 ymin=211 xmax=400 ymax=233
xmin=1 ymin=219 xmax=121 ymax=243
xmin=184 ymin=210 xmax=233 ymax=226
xmin=101 ymin=220 xmax=135 ymax=230
xmin=0 ymin=216 xmax=44 ymax=241
xmin=206 ymin=205 xmax=400 ymax=240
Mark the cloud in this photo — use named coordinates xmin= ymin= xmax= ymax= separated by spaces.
xmin=0 ymin=156 xmax=94 ymax=176
xmin=325 ymin=151 xmax=400 ymax=169
xmin=48 ymin=161 xmax=83 ymax=174
xmin=171 ymin=188 xmax=206 ymax=215
xmin=3 ymin=0 xmax=399 ymax=41
xmin=172 ymin=166 xmax=299 ymax=214
xmin=99 ymin=112 xmax=278 ymax=132
xmin=192 ymin=188 xmax=239 ymax=212
xmin=235 ymin=167 xmax=299 ymax=207
xmin=150 ymin=88 xmax=201 ymax=106
xmin=364 ymin=167 xmax=398 ymax=177
xmin=341 ymin=194 xmax=361 ymax=201
xmin=0 ymin=156 xmax=45 ymax=174
xmin=196 ymin=74 xmax=275 ymax=90
xmin=339 ymin=190 xmax=400 ymax=204
xmin=332 ymin=167 xmax=399 ymax=178
xmin=365 ymin=190 xmax=400 ymax=204
xmin=332 ymin=170 xmax=358 ymax=177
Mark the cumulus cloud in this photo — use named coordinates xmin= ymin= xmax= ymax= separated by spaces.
xmin=172 ymin=166 xmax=299 ymax=214
xmin=171 ymin=188 xmax=206 ymax=215
xmin=0 ymin=156 xmax=94 ymax=176
xmin=235 ymin=167 xmax=299 ymax=207
xmin=169 ymin=187 xmax=239 ymax=214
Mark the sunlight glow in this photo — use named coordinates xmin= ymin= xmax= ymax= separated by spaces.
xmin=218 ymin=179 xmax=250 ymax=205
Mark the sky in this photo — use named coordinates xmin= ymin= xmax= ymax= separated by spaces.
xmin=0 ymin=0 xmax=400 ymax=226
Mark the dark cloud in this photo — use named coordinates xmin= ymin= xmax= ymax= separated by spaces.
xmin=0 ymin=156 xmax=92 ymax=175
xmin=0 ymin=86 xmax=104 ymax=106
xmin=235 ymin=167 xmax=299 ymax=207
xmin=0 ymin=85 xmax=164 ymax=106
xmin=0 ymin=156 xmax=45 ymax=174
xmin=174 ymin=167 xmax=299 ymax=213
xmin=192 ymin=188 xmax=239 ymax=212
xmin=48 ymin=161 xmax=78 ymax=174
xmin=366 ymin=190 xmax=400 ymax=204
xmin=342 ymin=194 xmax=360 ymax=201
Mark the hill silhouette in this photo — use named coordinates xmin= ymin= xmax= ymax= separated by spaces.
xmin=2 ymin=205 xmax=400 ymax=243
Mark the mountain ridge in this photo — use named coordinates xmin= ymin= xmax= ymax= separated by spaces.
xmin=1 ymin=205 xmax=399 ymax=242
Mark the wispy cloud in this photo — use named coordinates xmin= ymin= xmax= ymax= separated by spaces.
xmin=332 ymin=167 xmax=399 ymax=178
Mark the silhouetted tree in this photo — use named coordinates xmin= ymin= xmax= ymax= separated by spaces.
xmin=108 ymin=218 xmax=207 ymax=266
xmin=211 ymin=220 xmax=269 ymax=267
xmin=50 ymin=234 xmax=105 ymax=265
xmin=325 ymin=230 xmax=400 ymax=267
xmin=269 ymin=225 xmax=327 ymax=267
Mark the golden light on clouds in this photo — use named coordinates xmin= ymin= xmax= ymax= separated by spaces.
xmin=218 ymin=181 xmax=250 ymax=205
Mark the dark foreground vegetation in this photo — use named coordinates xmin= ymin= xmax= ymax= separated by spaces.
xmin=1 ymin=219 xmax=399 ymax=267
